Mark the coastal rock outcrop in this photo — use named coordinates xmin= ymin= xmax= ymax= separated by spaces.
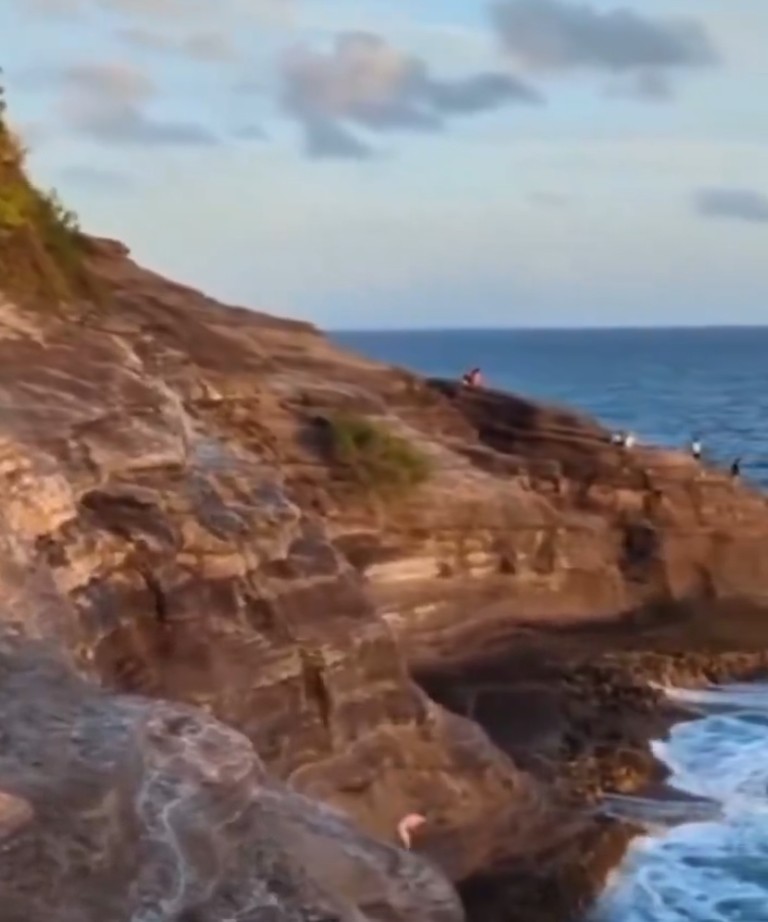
xmin=0 ymin=240 xmax=552 ymax=884
xmin=3 ymin=107 xmax=768 ymax=920
xmin=1 ymin=232 xmax=766 ymax=920
xmin=0 ymin=631 xmax=464 ymax=922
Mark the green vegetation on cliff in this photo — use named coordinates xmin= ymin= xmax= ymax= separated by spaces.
xmin=0 ymin=78 xmax=93 ymax=305
xmin=327 ymin=413 xmax=432 ymax=494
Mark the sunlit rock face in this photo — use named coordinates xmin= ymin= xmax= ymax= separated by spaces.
xmin=0 ymin=237 xmax=553 ymax=893
xmin=0 ymin=630 xmax=464 ymax=922
xmin=0 ymin=237 xmax=534 ymax=920
xmin=1 ymin=228 xmax=768 ymax=922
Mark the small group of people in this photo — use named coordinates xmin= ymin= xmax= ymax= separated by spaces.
xmin=610 ymin=430 xmax=742 ymax=479
xmin=686 ymin=438 xmax=741 ymax=476
xmin=610 ymin=431 xmax=636 ymax=449
xmin=455 ymin=368 xmax=746 ymax=482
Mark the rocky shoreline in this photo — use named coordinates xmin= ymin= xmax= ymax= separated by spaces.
xmin=434 ymin=622 xmax=768 ymax=922
xmin=1 ymin=161 xmax=768 ymax=918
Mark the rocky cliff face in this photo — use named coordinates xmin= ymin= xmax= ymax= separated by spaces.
xmin=0 ymin=631 xmax=466 ymax=922
xmin=0 ymin=232 xmax=546 ymax=920
xmin=3 ymin=130 xmax=768 ymax=920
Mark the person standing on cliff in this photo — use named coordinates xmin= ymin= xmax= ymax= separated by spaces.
xmin=690 ymin=437 xmax=703 ymax=460
xmin=611 ymin=431 xmax=635 ymax=450
xmin=730 ymin=457 xmax=741 ymax=479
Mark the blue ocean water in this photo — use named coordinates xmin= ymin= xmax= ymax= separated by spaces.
xmin=593 ymin=685 xmax=768 ymax=922
xmin=333 ymin=327 xmax=768 ymax=485
xmin=334 ymin=326 xmax=768 ymax=922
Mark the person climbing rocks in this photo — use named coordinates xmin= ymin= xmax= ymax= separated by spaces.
xmin=397 ymin=813 xmax=426 ymax=850
xmin=623 ymin=432 xmax=636 ymax=450
xmin=461 ymin=367 xmax=483 ymax=388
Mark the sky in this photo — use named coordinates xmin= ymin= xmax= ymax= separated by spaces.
xmin=2 ymin=0 xmax=768 ymax=329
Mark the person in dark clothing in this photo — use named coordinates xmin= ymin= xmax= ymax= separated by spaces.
xmin=730 ymin=457 xmax=741 ymax=479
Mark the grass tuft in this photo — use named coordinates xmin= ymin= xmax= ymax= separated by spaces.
xmin=326 ymin=413 xmax=432 ymax=494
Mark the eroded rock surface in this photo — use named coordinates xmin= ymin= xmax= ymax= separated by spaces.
xmin=0 ymin=235 xmax=768 ymax=920
xmin=0 ymin=631 xmax=463 ymax=922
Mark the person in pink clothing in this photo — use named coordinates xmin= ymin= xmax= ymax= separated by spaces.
xmin=397 ymin=813 xmax=426 ymax=849
xmin=461 ymin=367 xmax=483 ymax=388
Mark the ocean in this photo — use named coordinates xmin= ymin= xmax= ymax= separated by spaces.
xmin=594 ymin=684 xmax=768 ymax=922
xmin=333 ymin=326 xmax=768 ymax=922
xmin=333 ymin=327 xmax=768 ymax=486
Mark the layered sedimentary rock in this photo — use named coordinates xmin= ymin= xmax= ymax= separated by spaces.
xmin=0 ymin=234 xmax=538 ymax=920
xmin=1 ymin=225 xmax=768 ymax=921
xmin=0 ymin=631 xmax=464 ymax=922
xmin=348 ymin=381 xmax=768 ymax=666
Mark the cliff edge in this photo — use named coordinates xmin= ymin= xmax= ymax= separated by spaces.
xmin=2 ymin=100 xmax=768 ymax=922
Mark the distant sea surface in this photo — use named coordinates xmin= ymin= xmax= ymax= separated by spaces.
xmin=333 ymin=327 xmax=768 ymax=486
xmin=334 ymin=325 xmax=768 ymax=922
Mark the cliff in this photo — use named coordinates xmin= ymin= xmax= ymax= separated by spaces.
xmin=2 ymin=106 xmax=768 ymax=922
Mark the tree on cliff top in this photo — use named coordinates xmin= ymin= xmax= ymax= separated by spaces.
xmin=326 ymin=413 xmax=432 ymax=495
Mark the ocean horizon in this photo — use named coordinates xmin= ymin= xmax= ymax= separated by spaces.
xmin=331 ymin=324 xmax=768 ymax=332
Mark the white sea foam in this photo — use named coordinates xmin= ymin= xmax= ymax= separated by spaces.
xmin=665 ymin=683 xmax=768 ymax=713
xmin=592 ymin=684 xmax=768 ymax=922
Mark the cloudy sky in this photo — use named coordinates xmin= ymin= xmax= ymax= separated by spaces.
xmin=3 ymin=0 xmax=767 ymax=328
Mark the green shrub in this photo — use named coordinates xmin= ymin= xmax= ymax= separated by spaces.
xmin=33 ymin=186 xmax=83 ymax=268
xmin=327 ymin=414 xmax=431 ymax=494
xmin=36 ymin=188 xmax=79 ymax=236
xmin=0 ymin=185 xmax=28 ymax=228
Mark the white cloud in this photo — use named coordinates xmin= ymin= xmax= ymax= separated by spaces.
xmin=695 ymin=187 xmax=768 ymax=224
xmin=53 ymin=61 xmax=218 ymax=146
xmin=279 ymin=31 xmax=541 ymax=157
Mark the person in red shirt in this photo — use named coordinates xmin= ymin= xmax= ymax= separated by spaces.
xmin=461 ymin=367 xmax=483 ymax=387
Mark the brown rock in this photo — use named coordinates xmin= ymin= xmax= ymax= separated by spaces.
xmin=0 ymin=790 xmax=33 ymax=840
xmin=0 ymin=631 xmax=463 ymax=922
xmin=1 ymin=157 xmax=768 ymax=920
